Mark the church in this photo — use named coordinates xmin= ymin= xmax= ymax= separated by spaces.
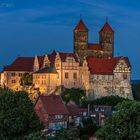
xmin=0 ymin=19 xmax=133 ymax=100
xmin=74 ymin=19 xmax=114 ymax=61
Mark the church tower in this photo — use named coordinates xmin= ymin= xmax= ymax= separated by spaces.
xmin=99 ymin=21 xmax=114 ymax=57
xmin=74 ymin=19 xmax=88 ymax=54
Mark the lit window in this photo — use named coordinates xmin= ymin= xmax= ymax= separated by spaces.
xmin=18 ymin=73 xmax=22 ymax=77
xmin=73 ymin=73 xmax=77 ymax=79
xmin=11 ymin=73 xmax=15 ymax=77
xmin=55 ymin=115 xmax=63 ymax=119
xmin=11 ymin=80 xmax=16 ymax=84
xmin=65 ymin=72 xmax=68 ymax=79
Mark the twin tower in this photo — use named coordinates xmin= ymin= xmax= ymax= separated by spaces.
xmin=73 ymin=19 xmax=114 ymax=61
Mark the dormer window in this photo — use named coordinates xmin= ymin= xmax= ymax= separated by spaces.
xmin=101 ymin=108 xmax=105 ymax=112
xmin=95 ymin=108 xmax=99 ymax=111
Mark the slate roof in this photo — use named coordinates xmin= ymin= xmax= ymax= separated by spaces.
xmin=34 ymin=66 xmax=57 ymax=74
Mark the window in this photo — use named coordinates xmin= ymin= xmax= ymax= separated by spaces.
xmin=18 ymin=73 xmax=22 ymax=77
xmin=11 ymin=73 xmax=15 ymax=77
xmin=56 ymin=63 xmax=59 ymax=67
xmin=55 ymin=115 xmax=63 ymax=119
xmin=123 ymin=74 xmax=127 ymax=79
xmin=73 ymin=72 xmax=77 ymax=79
xmin=102 ymin=75 xmax=105 ymax=80
xmin=11 ymin=80 xmax=16 ymax=84
xmin=101 ymin=108 xmax=105 ymax=112
xmin=65 ymin=72 xmax=68 ymax=79
xmin=95 ymin=108 xmax=99 ymax=111
xmin=93 ymin=75 xmax=97 ymax=80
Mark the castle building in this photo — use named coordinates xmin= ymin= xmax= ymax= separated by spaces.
xmin=82 ymin=57 xmax=132 ymax=99
xmin=0 ymin=19 xmax=133 ymax=100
xmin=33 ymin=52 xmax=81 ymax=93
xmin=0 ymin=57 xmax=34 ymax=91
xmin=74 ymin=19 xmax=114 ymax=61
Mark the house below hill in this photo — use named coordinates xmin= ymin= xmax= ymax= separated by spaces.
xmin=35 ymin=94 xmax=69 ymax=130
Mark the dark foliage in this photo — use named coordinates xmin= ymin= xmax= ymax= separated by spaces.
xmin=20 ymin=73 xmax=33 ymax=86
xmin=0 ymin=89 xmax=43 ymax=140
xmin=62 ymin=88 xmax=86 ymax=105
xmin=51 ymin=128 xmax=80 ymax=140
xmin=132 ymin=83 xmax=140 ymax=101
xmin=95 ymin=100 xmax=140 ymax=140
xmin=81 ymin=95 xmax=128 ymax=108
xmin=79 ymin=117 xmax=99 ymax=138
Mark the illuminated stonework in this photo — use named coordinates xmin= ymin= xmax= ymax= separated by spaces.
xmin=0 ymin=19 xmax=133 ymax=100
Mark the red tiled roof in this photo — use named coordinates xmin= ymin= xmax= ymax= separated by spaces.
xmin=86 ymin=57 xmax=130 ymax=75
xmin=39 ymin=94 xmax=69 ymax=115
xmin=59 ymin=52 xmax=79 ymax=62
xmin=66 ymin=104 xmax=79 ymax=116
xmin=3 ymin=57 xmax=34 ymax=72
xmin=74 ymin=19 xmax=88 ymax=31
xmin=99 ymin=22 xmax=114 ymax=33
xmin=88 ymin=43 xmax=102 ymax=50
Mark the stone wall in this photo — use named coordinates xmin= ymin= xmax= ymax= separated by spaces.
xmin=87 ymin=78 xmax=133 ymax=100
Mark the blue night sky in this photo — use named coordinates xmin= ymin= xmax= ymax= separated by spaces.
xmin=0 ymin=0 xmax=140 ymax=79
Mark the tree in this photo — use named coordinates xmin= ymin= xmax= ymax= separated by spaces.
xmin=62 ymin=88 xmax=86 ymax=105
xmin=20 ymin=73 xmax=33 ymax=86
xmin=52 ymin=128 xmax=80 ymax=140
xmin=79 ymin=117 xmax=98 ymax=139
xmin=24 ymin=131 xmax=47 ymax=140
xmin=132 ymin=83 xmax=140 ymax=101
xmin=95 ymin=100 xmax=140 ymax=140
xmin=0 ymin=89 xmax=43 ymax=139
xmin=81 ymin=95 xmax=128 ymax=108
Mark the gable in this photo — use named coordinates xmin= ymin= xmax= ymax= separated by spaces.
xmin=43 ymin=55 xmax=50 ymax=67
xmin=114 ymin=59 xmax=130 ymax=72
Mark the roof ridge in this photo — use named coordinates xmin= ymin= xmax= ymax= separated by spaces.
xmin=74 ymin=19 xmax=88 ymax=31
xmin=99 ymin=21 xmax=114 ymax=33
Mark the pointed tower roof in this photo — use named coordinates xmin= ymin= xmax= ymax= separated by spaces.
xmin=74 ymin=19 xmax=88 ymax=31
xmin=99 ymin=22 xmax=114 ymax=33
